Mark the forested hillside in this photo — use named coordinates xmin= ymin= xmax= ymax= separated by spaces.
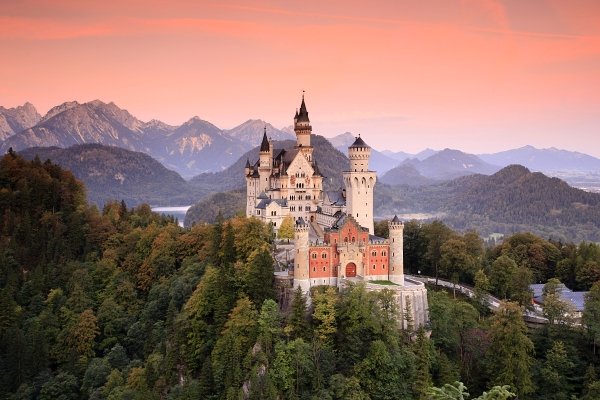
xmin=18 ymin=144 xmax=206 ymax=207
xmin=376 ymin=165 xmax=600 ymax=242
xmin=3 ymin=152 xmax=600 ymax=400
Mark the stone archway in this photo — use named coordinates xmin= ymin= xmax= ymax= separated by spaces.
xmin=345 ymin=262 xmax=357 ymax=278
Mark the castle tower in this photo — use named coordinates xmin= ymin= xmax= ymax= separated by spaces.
xmin=258 ymin=127 xmax=272 ymax=194
xmin=388 ymin=215 xmax=404 ymax=284
xmin=294 ymin=94 xmax=314 ymax=162
xmin=245 ymin=158 xmax=256 ymax=217
xmin=343 ymin=136 xmax=377 ymax=234
xmin=293 ymin=218 xmax=310 ymax=293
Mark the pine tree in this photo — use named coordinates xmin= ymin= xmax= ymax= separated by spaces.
xmin=285 ymin=287 xmax=309 ymax=340
xmin=486 ymin=302 xmax=535 ymax=397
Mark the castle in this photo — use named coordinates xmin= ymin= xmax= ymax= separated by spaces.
xmin=246 ymin=95 xmax=428 ymax=328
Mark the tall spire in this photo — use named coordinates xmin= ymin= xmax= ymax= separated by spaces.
xmin=297 ymin=91 xmax=309 ymax=122
xmin=260 ymin=126 xmax=270 ymax=152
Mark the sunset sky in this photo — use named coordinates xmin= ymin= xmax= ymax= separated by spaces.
xmin=1 ymin=0 xmax=599 ymax=156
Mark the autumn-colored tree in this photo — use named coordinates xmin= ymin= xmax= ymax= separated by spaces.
xmin=277 ymin=216 xmax=295 ymax=243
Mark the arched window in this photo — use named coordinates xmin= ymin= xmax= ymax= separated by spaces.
xmin=311 ymin=253 xmax=317 ymax=259
xmin=321 ymin=253 xmax=327 ymax=259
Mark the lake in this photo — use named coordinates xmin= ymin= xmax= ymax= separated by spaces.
xmin=151 ymin=206 xmax=191 ymax=227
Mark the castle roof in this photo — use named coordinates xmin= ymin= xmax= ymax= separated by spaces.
xmin=245 ymin=158 xmax=251 ymax=168
xmin=349 ymin=135 xmax=369 ymax=148
xmin=256 ymin=198 xmax=288 ymax=210
xmin=324 ymin=190 xmax=346 ymax=206
xmin=257 ymin=192 xmax=269 ymax=200
xmin=296 ymin=95 xmax=310 ymax=123
xmin=296 ymin=217 xmax=308 ymax=226
xmin=313 ymin=160 xmax=323 ymax=177
xmin=391 ymin=215 xmax=400 ymax=223
xmin=260 ymin=128 xmax=270 ymax=152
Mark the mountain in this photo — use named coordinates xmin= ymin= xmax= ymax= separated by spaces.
xmin=223 ymin=119 xmax=294 ymax=146
xmin=381 ymin=149 xmax=501 ymax=184
xmin=328 ymin=132 xmax=399 ymax=174
xmin=379 ymin=163 xmax=438 ymax=186
xmin=1 ymin=101 xmax=145 ymax=152
xmin=0 ymin=103 xmax=41 ymax=141
xmin=152 ymin=117 xmax=248 ymax=177
xmin=18 ymin=144 xmax=208 ymax=207
xmin=382 ymin=148 xmax=439 ymax=161
xmin=479 ymin=145 xmax=600 ymax=172
xmin=0 ymin=100 xmax=253 ymax=178
xmin=375 ymin=165 xmax=600 ymax=242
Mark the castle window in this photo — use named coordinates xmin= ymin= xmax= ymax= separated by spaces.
xmin=344 ymin=237 xmax=348 ymax=243
xmin=274 ymin=222 xmax=277 ymax=227
xmin=313 ymin=267 xmax=316 ymax=272
xmin=299 ymin=206 xmax=303 ymax=211
xmin=306 ymin=205 xmax=311 ymax=211
xmin=312 ymin=253 xmax=317 ymax=259
xmin=373 ymin=265 xmax=376 ymax=269
xmin=306 ymin=195 xmax=311 ymax=200
xmin=352 ymin=237 xmax=356 ymax=243
xmin=323 ymin=266 xmax=326 ymax=272
xmin=371 ymin=251 xmax=377 ymax=257
xmin=382 ymin=264 xmax=385 ymax=269
xmin=321 ymin=253 xmax=327 ymax=259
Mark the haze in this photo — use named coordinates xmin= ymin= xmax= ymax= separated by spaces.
xmin=1 ymin=0 xmax=599 ymax=156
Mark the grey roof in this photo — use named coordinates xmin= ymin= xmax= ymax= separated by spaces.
xmin=257 ymin=192 xmax=269 ymax=200
xmin=296 ymin=217 xmax=307 ymax=226
xmin=256 ymin=198 xmax=287 ymax=210
xmin=369 ymin=234 xmax=386 ymax=243
xmin=391 ymin=215 xmax=400 ymax=223
xmin=531 ymin=283 xmax=588 ymax=312
xmin=245 ymin=158 xmax=251 ymax=168
xmin=349 ymin=135 xmax=369 ymax=148
xmin=324 ymin=190 xmax=346 ymax=206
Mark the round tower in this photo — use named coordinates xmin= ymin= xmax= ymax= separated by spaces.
xmin=343 ymin=136 xmax=377 ymax=234
xmin=293 ymin=217 xmax=310 ymax=293
xmin=388 ymin=215 xmax=404 ymax=285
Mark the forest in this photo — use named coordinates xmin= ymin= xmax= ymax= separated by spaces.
xmin=2 ymin=152 xmax=600 ymax=399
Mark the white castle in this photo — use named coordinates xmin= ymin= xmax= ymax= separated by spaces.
xmin=246 ymin=95 xmax=428 ymax=329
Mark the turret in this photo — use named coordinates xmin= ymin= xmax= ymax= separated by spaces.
xmin=343 ymin=135 xmax=376 ymax=234
xmin=293 ymin=217 xmax=310 ymax=293
xmin=259 ymin=127 xmax=272 ymax=193
xmin=388 ymin=215 xmax=404 ymax=285
xmin=294 ymin=93 xmax=312 ymax=149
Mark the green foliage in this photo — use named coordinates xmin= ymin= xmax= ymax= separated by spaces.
xmin=2 ymin=153 xmax=599 ymax=400
xmin=486 ymin=302 xmax=535 ymax=397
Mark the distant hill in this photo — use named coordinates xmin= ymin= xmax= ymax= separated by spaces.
xmin=479 ymin=145 xmax=600 ymax=172
xmin=184 ymin=189 xmax=246 ymax=227
xmin=328 ymin=132 xmax=399 ymax=174
xmin=0 ymin=103 xmax=41 ymax=141
xmin=379 ymin=163 xmax=438 ymax=186
xmin=223 ymin=119 xmax=294 ymax=146
xmin=381 ymin=149 xmax=501 ymax=185
xmin=382 ymin=148 xmax=438 ymax=161
xmin=18 ymin=144 xmax=208 ymax=207
xmin=375 ymin=165 xmax=600 ymax=242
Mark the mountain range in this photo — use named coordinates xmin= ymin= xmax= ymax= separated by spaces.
xmin=380 ymin=149 xmax=501 ymax=185
xmin=0 ymin=100 xmax=293 ymax=178
xmin=2 ymin=100 xmax=600 ymax=183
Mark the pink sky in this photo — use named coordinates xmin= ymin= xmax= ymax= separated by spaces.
xmin=1 ymin=0 xmax=599 ymax=156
